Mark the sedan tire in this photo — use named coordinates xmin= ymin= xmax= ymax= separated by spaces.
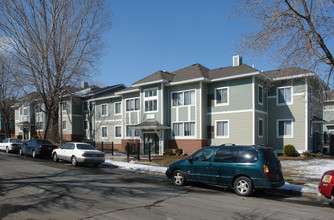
xmin=19 ymin=148 xmax=24 ymax=156
xmin=53 ymin=153 xmax=59 ymax=162
xmin=234 ymin=176 xmax=253 ymax=197
xmin=172 ymin=170 xmax=186 ymax=186
xmin=32 ymin=150 xmax=37 ymax=158
xmin=6 ymin=147 xmax=9 ymax=153
xmin=71 ymin=156 xmax=78 ymax=166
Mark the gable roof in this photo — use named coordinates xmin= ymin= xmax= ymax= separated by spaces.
xmin=263 ymin=67 xmax=313 ymax=80
xmin=171 ymin=63 xmax=210 ymax=82
xmin=209 ymin=64 xmax=259 ymax=80
xmin=132 ymin=70 xmax=174 ymax=86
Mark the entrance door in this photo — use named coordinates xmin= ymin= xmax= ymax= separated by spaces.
xmin=144 ymin=133 xmax=159 ymax=154
xmin=23 ymin=128 xmax=29 ymax=140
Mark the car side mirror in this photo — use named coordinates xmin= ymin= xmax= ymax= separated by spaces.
xmin=188 ymin=157 xmax=193 ymax=163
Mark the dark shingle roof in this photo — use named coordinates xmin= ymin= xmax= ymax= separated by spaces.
xmin=171 ymin=63 xmax=210 ymax=82
xmin=132 ymin=70 xmax=174 ymax=86
xmin=209 ymin=64 xmax=258 ymax=80
xmin=263 ymin=67 xmax=312 ymax=79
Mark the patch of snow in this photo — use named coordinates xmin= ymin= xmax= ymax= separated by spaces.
xmin=104 ymin=159 xmax=167 ymax=173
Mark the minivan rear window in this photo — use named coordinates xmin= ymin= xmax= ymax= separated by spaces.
xmin=238 ymin=148 xmax=259 ymax=163
xmin=263 ymin=148 xmax=279 ymax=164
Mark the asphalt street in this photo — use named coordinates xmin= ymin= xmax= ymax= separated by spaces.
xmin=0 ymin=152 xmax=333 ymax=220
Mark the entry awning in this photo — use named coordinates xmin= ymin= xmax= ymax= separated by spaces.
xmin=130 ymin=121 xmax=170 ymax=130
xmin=15 ymin=121 xmax=35 ymax=128
xmin=312 ymin=116 xmax=327 ymax=124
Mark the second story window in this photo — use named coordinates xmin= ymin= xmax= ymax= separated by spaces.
xmin=277 ymin=87 xmax=292 ymax=105
xmin=215 ymin=87 xmax=229 ymax=106
xmin=144 ymin=88 xmax=158 ymax=112
xmin=101 ymin=104 xmax=108 ymax=116
xmin=172 ymin=90 xmax=195 ymax=107
xmin=126 ymin=98 xmax=140 ymax=111
xmin=115 ymin=102 xmax=121 ymax=115
xmin=23 ymin=107 xmax=28 ymax=115
xmin=258 ymin=85 xmax=263 ymax=105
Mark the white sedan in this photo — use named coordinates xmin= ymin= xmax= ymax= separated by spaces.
xmin=52 ymin=142 xmax=105 ymax=166
xmin=0 ymin=138 xmax=23 ymax=153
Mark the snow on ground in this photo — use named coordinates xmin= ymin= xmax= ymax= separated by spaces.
xmin=103 ymin=157 xmax=334 ymax=195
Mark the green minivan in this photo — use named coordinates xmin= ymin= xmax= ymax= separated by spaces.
xmin=165 ymin=145 xmax=285 ymax=196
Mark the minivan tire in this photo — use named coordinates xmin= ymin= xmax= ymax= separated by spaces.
xmin=234 ymin=176 xmax=253 ymax=197
xmin=172 ymin=170 xmax=186 ymax=186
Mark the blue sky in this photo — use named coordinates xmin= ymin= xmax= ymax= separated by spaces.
xmin=93 ymin=0 xmax=273 ymax=87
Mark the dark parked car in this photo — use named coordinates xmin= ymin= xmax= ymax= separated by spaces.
xmin=318 ymin=170 xmax=334 ymax=199
xmin=166 ymin=145 xmax=285 ymax=196
xmin=19 ymin=139 xmax=58 ymax=158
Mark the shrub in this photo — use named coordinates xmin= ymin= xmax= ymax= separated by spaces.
xmin=301 ymin=151 xmax=311 ymax=158
xmin=312 ymin=152 xmax=324 ymax=157
xmin=164 ymin=149 xmax=174 ymax=155
xmin=283 ymin=144 xmax=296 ymax=157
xmin=175 ymin=148 xmax=183 ymax=156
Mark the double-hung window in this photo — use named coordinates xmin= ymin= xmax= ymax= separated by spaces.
xmin=277 ymin=119 xmax=293 ymax=138
xmin=102 ymin=126 xmax=108 ymax=138
xmin=115 ymin=102 xmax=121 ymax=115
xmin=115 ymin=126 xmax=122 ymax=138
xmin=215 ymin=87 xmax=229 ymax=105
xmin=62 ymin=120 xmax=67 ymax=130
xmin=216 ymin=120 xmax=229 ymax=138
xmin=101 ymin=104 xmax=108 ymax=116
xmin=277 ymin=87 xmax=292 ymax=105
xmin=258 ymin=118 xmax=263 ymax=138
xmin=144 ymin=88 xmax=158 ymax=112
xmin=172 ymin=122 xmax=195 ymax=137
xmin=172 ymin=90 xmax=195 ymax=107
xmin=126 ymin=98 xmax=140 ymax=111
xmin=258 ymin=85 xmax=263 ymax=105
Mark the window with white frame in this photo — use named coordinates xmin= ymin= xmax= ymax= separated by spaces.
xmin=172 ymin=90 xmax=195 ymax=107
xmin=277 ymin=87 xmax=292 ymax=105
xmin=144 ymin=88 xmax=158 ymax=112
xmin=62 ymin=120 xmax=67 ymax=130
xmin=258 ymin=85 xmax=263 ymax=105
xmin=172 ymin=122 xmax=195 ymax=137
xmin=101 ymin=104 xmax=108 ymax=116
xmin=115 ymin=126 xmax=122 ymax=138
xmin=23 ymin=107 xmax=28 ymax=115
xmin=215 ymin=87 xmax=229 ymax=105
xmin=216 ymin=121 xmax=229 ymax=138
xmin=126 ymin=125 xmax=139 ymax=137
xmin=258 ymin=118 xmax=263 ymax=138
xmin=83 ymin=101 xmax=88 ymax=112
xmin=102 ymin=126 xmax=108 ymax=138
xmin=277 ymin=119 xmax=293 ymax=138
xmin=115 ymin=102 xmax=121 ymax=115
xmin=126 ymin=98 xmax=140 ymax=111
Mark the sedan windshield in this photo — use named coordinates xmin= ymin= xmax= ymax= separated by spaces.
xmin=77 ymin=144 xmax=95 ymax=150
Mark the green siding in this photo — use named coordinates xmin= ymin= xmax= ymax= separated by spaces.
xmin=178 ymin=107 xmax=188 ymax=121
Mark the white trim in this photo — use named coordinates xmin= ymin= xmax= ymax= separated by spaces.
xmin=143 ymin=87 xmax=158 ymax=113
xmin=115 ymin=88 xmax=140 ymax=95
xmin=95 ymin=119 xmax=122 ymax=123
xmin=276 ymin=86 xmax=293 ymax=106
xmin=114 ymin=102 xmax=122 ymax=115
xmin=114 ymin=125 xmax=122 ymax=139
xmin=258 ymin=118 xmax=264 ymax=138
xmin=215 ymin=120 xmax=229 ymax=139
xmin=276 ymin=119 xmax=294 ymax=138
xmin=161 ymin=83 xmax=164 ymax=124
xmin=293 ymin=92 xmax=305 ymax=96
xmin=214 ymin=86 xmax=229 ymax=106
xmin=200 ymin=82 xmax=202 ymax=139
xmin=89 ymin=95 xmax=120 ymax=102
xmin=168 ymin=77 xmax=209 ymax=86
xmin=208 ymin=109 xmax=252 ymax=115
xmin=101 ymin=104 xmax=108 ymax=116
xmin=324 ymin=109 xmax=334 ymax=112
xmin=211 ymin=71 xmax=260 ymax=82
xmin=101 ymin=126 xmax=108 ymax=139
xmin=305 ymin=78 xmax=309 ymax=151
xmin=252 ymin=77 xmax=255 ymax=145
xmin=255 ymin=109 xmax=268 ymax=115
xmin=133 ymin=79 xmax=168 ymax=87
xmin=272 ymin=72 xmax=314 ymax=81
xmin=258 ymin=84 xmax=263 ymax=105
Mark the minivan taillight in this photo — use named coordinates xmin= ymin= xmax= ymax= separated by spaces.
xmin=263 ymin=165 xmax=270 ymax=178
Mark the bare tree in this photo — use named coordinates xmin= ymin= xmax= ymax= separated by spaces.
xmin=0 ymin=0 xmax=111 ymax=140
xmin=0 ymin=53 xmax=21 ymax=137
xmin=236 ymin=0 xmax=334 ymax=87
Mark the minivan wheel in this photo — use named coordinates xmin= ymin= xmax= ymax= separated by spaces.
xmin=234 ymin=176 xmax=253 ymax=197
xmin=172 ymin=170 xmax=186 ymax=186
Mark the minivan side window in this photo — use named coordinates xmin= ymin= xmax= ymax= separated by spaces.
xmin=192 ymin=148 xmax=214 ymax=162
xmin=238 ymin=148 xmax=259 ymax=163
xmin=214 ymin=147 xmax=238 ymax=163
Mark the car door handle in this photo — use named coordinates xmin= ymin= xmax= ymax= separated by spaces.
xmin=208 ymin=164 xmax=215 ymax=168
